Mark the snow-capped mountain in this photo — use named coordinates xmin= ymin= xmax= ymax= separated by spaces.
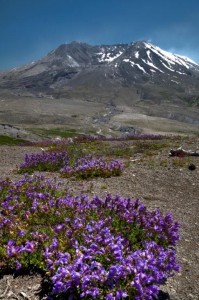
xmin=117 ymin=41 xmax=199 ymax=77
xmin=1 ymin=40 xmax=199 ymax=103
xmin=1 ymin=40 xmax=199 ymax=132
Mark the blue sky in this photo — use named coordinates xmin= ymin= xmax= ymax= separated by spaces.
xmin=0 ymin=0 xmax=199 ymax=70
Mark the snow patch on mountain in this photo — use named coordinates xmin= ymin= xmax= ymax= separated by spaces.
xmin=141 ymin=59 xmax=163 ymax=73
xmin=98 ymin=51 xmax=123 ymax=63
xmin=176 ymin=54 xmax=198 ymax=65
xmin=143 ymin=42 xmax=197 ymax=70
xmin=146 ymin=50 xmax=152 ymax=61
xmin=171 ymin=79 xmax=180 ymax=84
xmin=123 ymin=59 xmax=148 ymax=74
xmin=176 ymin=71 xmax=187 ymax=75
xmin=135 ymin=51 xmax=139 ymax=58
xmin=161 ymin=61 xmax=175 ymax=72
xmin=122 ymin=41 xmax=198 ymax=76
xmin=135 ymin=63 xmax=147 ymax=74
xmin=146 ymin=60 xmax=164 ymax=73
xmin=67 ymin=55 xmax=79 ymax=67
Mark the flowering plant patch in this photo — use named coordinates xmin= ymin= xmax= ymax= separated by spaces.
xmin=18 ymin=151 xmax=124 ymax=179
xmin=0 ymin=175 xmax=180 ymax=299
xmin=74 ymin=133 xmax=163 ymax=142
xmin=60 ymin=156 xmax=124 ymax=179
xmin=18 ymin=151 xmax=69 ymax=174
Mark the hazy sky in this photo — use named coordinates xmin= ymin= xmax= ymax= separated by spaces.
xmin=0 ymin=0 xmax=199 ymax=70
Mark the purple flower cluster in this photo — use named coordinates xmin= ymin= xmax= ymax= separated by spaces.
xmin=47 ymin=228 xmax=178 ymax=299
xmin=19 ymin=151 xmax=69 ymax=173
xmin=60 ymin=156 xmax=124 ymax=178
xmin=18 ymin=151 xmax=124 ymax=179
xmin=74 ymin=133 xmax=163 ymax=142
xmin=0 ymin=176 xmax=180 ymax=299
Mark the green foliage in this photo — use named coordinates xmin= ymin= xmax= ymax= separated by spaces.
xmin=0 ymin=135 xmax=26 ymax=145
xmin=134 ymin=141 xmax=168 ymax=156
xmin=41 ymin=128 xmax=78 ymax=138
xmin=111 ymin=217 xmax=146 ymax=249
xmin=28 ymin=127 xmax=78 ymax=138
xmin=103 ymin=145 xmax=132 ymax=157
xmin=20 ymin=251 xmax=46 ymax=270
xmin=172 ymin=157 xmax=191 ymax=168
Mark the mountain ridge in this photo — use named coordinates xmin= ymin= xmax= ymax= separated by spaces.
xmin=0 ymin=40 xmax=199 ymax=135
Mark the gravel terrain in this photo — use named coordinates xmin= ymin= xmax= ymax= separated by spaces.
xmin=0 ymin=139 xmax=199 ymax=300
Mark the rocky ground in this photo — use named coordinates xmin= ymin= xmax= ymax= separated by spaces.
xmin=0 ymin=137 xmax=199 ymax=300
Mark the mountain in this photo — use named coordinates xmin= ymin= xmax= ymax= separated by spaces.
xmin=1 ymin=41 xmax=199 ymax=135
xmin=1 ymin=41 xmax=199 ymax=91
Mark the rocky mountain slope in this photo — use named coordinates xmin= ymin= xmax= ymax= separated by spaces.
xmin=1 ymin=41 xmax=199 ymax=134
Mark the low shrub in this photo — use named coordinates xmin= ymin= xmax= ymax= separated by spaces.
xmin=18 ymin=151 xmax=124 ymax=179
xmin=18 ymin=151 xmax=69 ymax=174
xmin=0 ymin=135 xmax=26 ymax=145
xmin=0 ymin=175 xmax=180 ymax=300
xmin=60 ymin=156 xmax=124 ymax=179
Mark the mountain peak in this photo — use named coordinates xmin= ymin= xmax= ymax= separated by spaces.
xmin=1 ymin=40 xmax=199 ymax=95
xmin=1 ymin=40 xmax=199 ymax=132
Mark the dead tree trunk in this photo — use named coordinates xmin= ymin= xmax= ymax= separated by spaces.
xmin=169 ymin=147 xmax=199 ymax=157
